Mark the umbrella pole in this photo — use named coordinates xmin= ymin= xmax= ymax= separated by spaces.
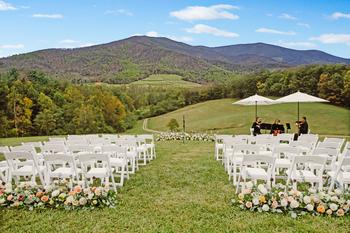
xmin=297 ymin=101 xmax=300 ymax=122
xmin=255 ymin=101 xmax=257 ymax=120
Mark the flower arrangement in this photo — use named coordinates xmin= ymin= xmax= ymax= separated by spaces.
xmin=232 ymin=182 xmax=350 ymax=218
xmin=156 ymin=132 xmax=215 ymax=142
xmin=0 ymin=182 xmax=117 ymax=210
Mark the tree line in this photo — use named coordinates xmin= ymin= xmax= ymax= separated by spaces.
xmin=0 ymin=64 xmax=349 ymax=137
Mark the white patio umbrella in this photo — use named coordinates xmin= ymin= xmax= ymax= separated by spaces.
xmin=275 ymin=91 xmax=329 ymax=121
xmin=233 ymin=94 xmax=275 ymax=119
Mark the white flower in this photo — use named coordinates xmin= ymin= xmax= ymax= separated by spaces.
xmin=0 ymin=198 xmax=5 ymax=204
xmin=303 ymin=196 xmax=311 ymax=204
xmin=79 ymin=197 xmax=87 ymax=205
xmin=291 ymin=212 xmax=297 ymax=218
xmin=262 ymin=204 xmax=269 ymax=212
xmin=83 ymin=188 xmax=91 ymax=195
xmin=306 ymin=204 xmax=314 ymax=211
xmin=246 ymin=181 xmax=254 ymax=189
xmin=253 ymin=198 xmax=259 ymax=205
xmin=51 ymin=190 xmax=60 ymax=198
xmin=308 ymin=188 xmax=316 ymax=194
xmin=329 ymin=203 xmax=338 ymax=211
xmin=66 ymin=195 xmax=74 ymax=204
xmin=334 ymin=189 xmax=342 ymax=196
xmin=290 ymin=200 xmax=299 ymax=209
xmin=331 ymin=196 xmax=339 ymax=203
xmin=280 ymin=199 xmax=288 ymax=207
xmin=88 ymin=193 xmax=94 ymax=200
xmin=5 ymin=184 xmax=12 ymax=193
xmin=257 ymin=184 xmax=268 ymax=195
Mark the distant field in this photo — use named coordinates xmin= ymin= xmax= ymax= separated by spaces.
xmin=148 ymin=98 xmax=350 ymax=136
xmin=130 ymin=74 xmax=201 ymax=88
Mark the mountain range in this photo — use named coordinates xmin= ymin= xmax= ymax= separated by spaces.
xmin=0 ymin=36 xmax=349 ymax=83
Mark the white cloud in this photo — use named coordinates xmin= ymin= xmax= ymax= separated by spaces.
xmin=32 ymin=14 xmax=63 ymax=19
xmin=59 ymin=39 xmax=80 ymax=44
xmin=146 ymin=31 xmax=159 ymax=37
xmin=0 ymin=44 xmax=24 ymax=49
xmin=168 ymin=36 xmax=193 ymax=42
xmin=105 ymin=9 xmax=133 ymax=16
xmin=186 ymin=24 xmax=239 ymax=38
xmin=277 ymin=41 xmax=317 ymax=49
xmin=279 ymin=13 xmax=297 ymax=20
xmin=310 ymin=33 xmax=350 ymax=45
xmin=297 ymin=22 xmax=310 ymax=28
xmin=170 ymin=4 xmax=239 ymax=21
xmin=0 ymin=1 xmax=16 ymax=11
xmin=256 ymin=27 xmax=296 ymax=35
xmin=330 ymin=12 xmax=350 ymax=20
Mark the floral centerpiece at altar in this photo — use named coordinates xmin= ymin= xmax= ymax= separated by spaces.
xmin=156 ymin=132 xmax=215 ymax=142
xmin=0 ymin=182 xmax=117 ymax=210
xmin=232 ymin=182 xmax=350 ymax=218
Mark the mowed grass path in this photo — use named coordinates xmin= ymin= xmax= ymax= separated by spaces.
xmin=1 ymin=141 xmax=350 ymax=232
xmin=131 ymin=74 xmax=201 ymax=88
xmin=148 ymin=98 xmax=350 ymax=135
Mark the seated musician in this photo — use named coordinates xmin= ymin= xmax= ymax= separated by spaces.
xmin=293 ymin=116 xmax=308 ymax=140
xmin=251 ymin=117 xmax=262 ymax=136
xmin=270 ymin=119 xmax=284 ymax=135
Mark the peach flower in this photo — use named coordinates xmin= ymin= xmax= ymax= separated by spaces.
xmin=41 ymin=195 xmax=49 ymax=202
xmin=317 ymin=205 xmax=325 ymax=214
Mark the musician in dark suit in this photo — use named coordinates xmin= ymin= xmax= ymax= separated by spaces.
xmin=298 ymin=116 xmax=308 ymax=135
xmin=251 ymin=117 xmax=262 ymax=136
xmin=293 ymin=116 xmax=308 ymax=140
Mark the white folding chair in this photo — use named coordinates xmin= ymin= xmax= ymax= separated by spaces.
xmin=78 ymin=153 xmax=116 ymax=191
xmin=228 ymin=144 xmax=259 ymax=185
xmin=236 ymin=154 xmax=276 ymax=193
xmin=138 ymin=134 xmax=156 ymax=159
xmin=272 ymin=145 xmax=299 ymax=183
xmin=102 ymin=145 xmax=128 ymax=186
xmin=42 ymin=144 xmax=68 ymax=156
xmin=5 ymin=151 xmax=45 ymax=185
xmin=44 ymin=154 xmax=80 ymax=188
xmin=311 ymin=147 xmax=339 ymax=172
xmin=287 ymin=155 xmax=327 ymax=191
xmin=135 ymin=137 xmax=149 ymax=166
xmin=214 ymin=135 xmax=234 ymax=161
xmin=116 ymin=139 xmax=138 ymax=174
xmin=328 ymin=151 xmax=350 ymax=191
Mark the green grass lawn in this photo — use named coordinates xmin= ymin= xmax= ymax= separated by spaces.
xmin=130 ymin=74 xmax=202 ymax=88
xmin=148 ymin=98 xmax=350 ymax=136
xmin=1 ymin=140 xmax=349 ymax=232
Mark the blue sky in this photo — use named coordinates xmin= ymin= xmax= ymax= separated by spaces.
xmin=0 ymin=0 xmax=349 ymax=58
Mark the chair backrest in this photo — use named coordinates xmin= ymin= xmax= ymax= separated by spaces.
xmin=317 ymin=141 xmax=342 ymax=151
xmin=42 ymin=144 xmax=68 ymax=154
xmin=77 ymin=153 xmax=112 ymax=170
xmin=4 ymin=151 xmax=39 ymax=170
xmin=292 ymin=155 xmax=328 ymax=166
xmin=273 ymin=145 xmax=300 ymax=159
xmin=323 ymin=137 xmax=345 ymax=146
xmin=22 ymin=142 xmax=43 ymax=149
xmin=66 ymin=139 xmax=89 ymax=145
xmin=10 ymin=145 xmax=37 ymax=155
xmin=138 ymin=134 xmax=155 ymax=143
xmin=233 ymin=144 xmax=259 ymax=155
xmin=102 ymin=145 xmax=127 ymax=158
xmin=241 ymin=154 xmax=276 ymax=165
xmin=0 ymin=146 xmax=10 ymax=154
xmin=68 ymin=144 xmax=93 ymax=154
xmin=44 ymin=141 xmax=66 ymax=146
xmin=276 ymin=134 xmax=294 ymax=143
xmin=44 ymin=154 xmax=75 ymax=164
xmin=49 ymin=137 xmax=66 ymax=143
xmin=312 ymin=147 xmax=339 ymax=158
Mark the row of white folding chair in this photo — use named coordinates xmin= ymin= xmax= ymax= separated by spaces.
xmin=235 ymin=154 xmax=328 ymax=193
xmin=214 ymin=135 xmax=234 ymax=161
xmin=4 ymin=151 xmax=117 ymax=190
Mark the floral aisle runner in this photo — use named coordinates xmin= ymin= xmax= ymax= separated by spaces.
xmin=232 ymin=183 xmax=350 ymax=218
xmin=0 ymin=182 xmax=117 ymax=210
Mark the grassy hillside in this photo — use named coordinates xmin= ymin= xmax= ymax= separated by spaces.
xmin=130 ymin=74 xmax=201 ymax=88
xmin=148 ymin=98 xmax=350 ymax=135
